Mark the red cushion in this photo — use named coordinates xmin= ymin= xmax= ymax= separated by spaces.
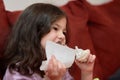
xmin=0 ymin=0 xmax=10 ymax=57
xmin=87 ymin=0 xmax=120 ymax=79
xmin=7 ymin=11 xmax=22 ymax=27
xmin=61 ymin=1 xmax=103 ymax=80
xmin=61 ymin=0 xmax=120 ymax=80
xmin=0 ymin=0 xmax=120 ymax=80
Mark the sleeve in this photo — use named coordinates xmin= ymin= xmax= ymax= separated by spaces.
xmin=63 ymin=70 xmax=74 ymax=80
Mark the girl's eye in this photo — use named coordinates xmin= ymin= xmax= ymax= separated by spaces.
xmin=63 ymin=31 xmax=67 ymax=36
xmin=53 ymin=27 xmax=58 ymax=31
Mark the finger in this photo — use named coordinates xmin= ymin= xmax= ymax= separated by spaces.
xmin=52 ymin=55 xmax=58 ymax=71
xmin=57 ymin=61 xmax=66 ymax=74
xmin=89 ymin=55 xmax=96 ymax=63
xmin=82 ymin=49 xmax=90 ymax=62
xmin=47 ymin=55 xmax=57 ymax=71
xmin=47 ymin=55 xmax=58 ymax=76
xmin=47 ymin=56 xmax=53 ymax=72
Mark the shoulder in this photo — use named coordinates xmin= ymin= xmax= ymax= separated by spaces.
xmin=3 ymin=67 xmax=42 ymax=80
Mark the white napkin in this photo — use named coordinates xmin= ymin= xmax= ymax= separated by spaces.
xmin=40 ymin=41 xmax=76 ymax=70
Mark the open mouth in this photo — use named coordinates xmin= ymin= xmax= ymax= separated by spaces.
xmin=56 ymin=41 xmax=65 ymax=46
xmin=56 ymin=41 xmax=62 ymax=44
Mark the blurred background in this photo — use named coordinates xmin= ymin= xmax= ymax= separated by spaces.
xmin=3 ymin=0 xmax=71 ymax=11
xmin=3 ymin=0 xmax=113 ymax=11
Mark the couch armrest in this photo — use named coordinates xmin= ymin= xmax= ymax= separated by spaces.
xmin=6 ymin=11 xmax=22 ymax=27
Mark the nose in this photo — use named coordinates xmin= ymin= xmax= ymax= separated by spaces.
xmin=57 ymin=31 xmax=65 ymax=41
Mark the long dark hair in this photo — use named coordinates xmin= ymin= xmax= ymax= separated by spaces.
xmin=1 ymin=3 xmax=68 ymax=77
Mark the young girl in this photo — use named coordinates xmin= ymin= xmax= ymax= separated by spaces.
xmin=1 ymin=3 xmax=96 ymax=80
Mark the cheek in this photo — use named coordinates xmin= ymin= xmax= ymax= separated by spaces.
xmin=40 ymin=35 xmax=49 ymax=49
xmin=40 ymin=33 xmax=56 ymax=49
xmin=40 ymin=38 xmax=46 ymax=50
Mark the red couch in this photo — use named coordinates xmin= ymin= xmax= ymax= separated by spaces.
xmin=0 ymin=0 xmax=120 ymax=80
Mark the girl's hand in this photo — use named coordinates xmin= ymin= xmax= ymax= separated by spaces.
xmin=75 ymin=50 xmax=96 ymax=72
xmin=75 ymin=50 xmax=96 ymax=80
xmin=45 ymin=55 xmax=66 ymax=80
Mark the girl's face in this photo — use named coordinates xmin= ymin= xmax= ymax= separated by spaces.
xmin=41 ymin=17 xmax=67 ymax=49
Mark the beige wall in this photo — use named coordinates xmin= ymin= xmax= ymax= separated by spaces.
xmin=3 ymin=0 xmax=71 ymax=11
xmin=3 ymin=0 xmax=113 ymax=11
